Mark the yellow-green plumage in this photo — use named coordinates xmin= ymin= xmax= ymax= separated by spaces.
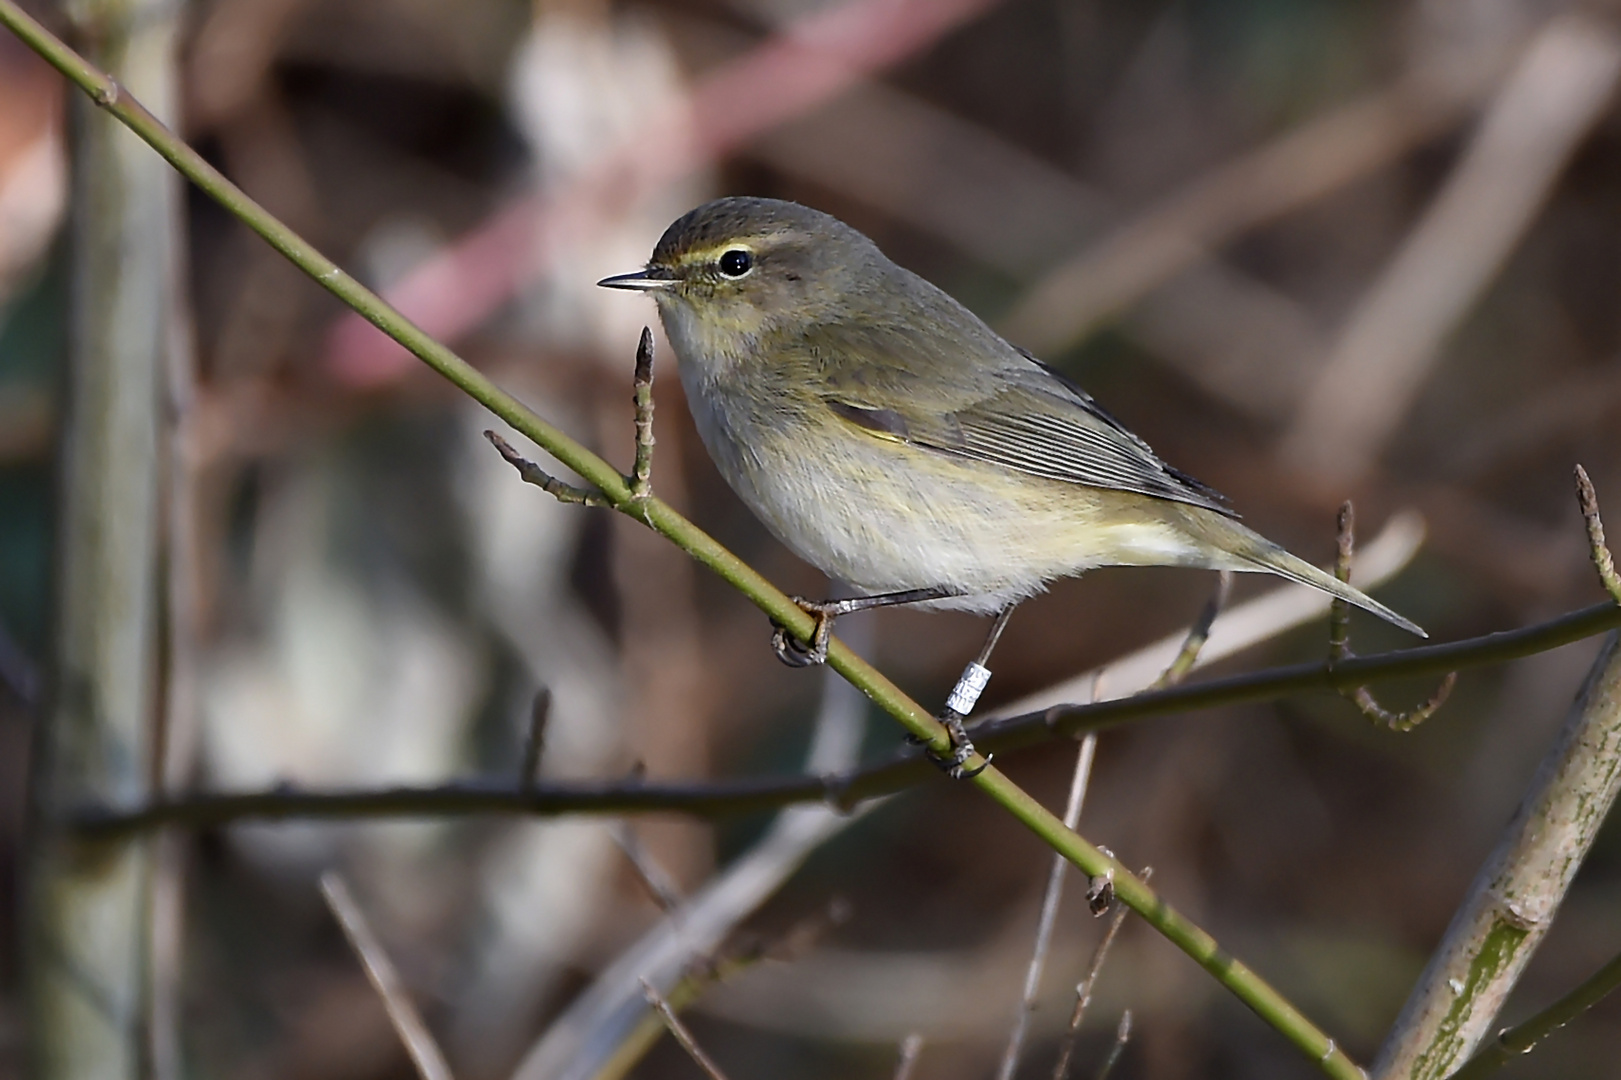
xmin=601 ymin=197 xmax=1423 ymax=636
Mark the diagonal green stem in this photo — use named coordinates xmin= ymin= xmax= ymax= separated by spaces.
xmin=0 ymin=4 xmax=1365 ymax=1074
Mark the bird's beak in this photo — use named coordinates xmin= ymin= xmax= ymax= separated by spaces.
xmin=597 ymin=266 xmax=678 ymax=291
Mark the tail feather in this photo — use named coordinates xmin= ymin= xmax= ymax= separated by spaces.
xmin=1243 ymin=540 xmax=1426 ymax=638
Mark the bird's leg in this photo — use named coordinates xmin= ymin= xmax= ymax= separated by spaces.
xmin=771 ymin=587 xmax=957 ymax=668
xmin=922 ymin=604 xmax=1017 ymax=779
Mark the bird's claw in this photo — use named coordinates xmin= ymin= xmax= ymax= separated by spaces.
xmin=771 ymin=622 xmax=823 ymax=667
xmin=770 ymin=597 xmax=835 ymax=667
xmin=910 ymin=712 xmax=990 ymax=779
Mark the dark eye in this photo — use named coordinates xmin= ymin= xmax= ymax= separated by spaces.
xmin=718 ymin=249 xmax=753 ymax=277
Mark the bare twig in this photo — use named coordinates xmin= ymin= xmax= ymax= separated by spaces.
xmin=1050 ymin=874 xmax=1140 ymax=1080
xmin=1149 ymin=572 xmax=1232 ymax=691
xmin=519 ymin=687 xmax=551 ymax=792
xmin=68 ymin=594 xmax=1621 ymax=837
xmin=587 ymin=901 xmax=849 ymax=1080
xmin=487 ymin=328 xmax=658 ymax=514
xmin=485 ymin=430 xmax=610 ymax=507
xmin=320 ymin=872 xmax=455 ymax=1080
xmin=612 ymin=823 xmax=687 ymax=914
xmin=997 ymin=732 xmax=1099 ymax=1080
xmin=1372 ymin=632 xmax=1621 ymax=1078
xmin=1447 ymin=947 xmax=1621 ymax=1080
xmin=892 ymin=1034 xmax=924 ymax=1080
xmin=1330 ymin=503 xmax=1455 ymax=732
xmin=520 ymin=615 xmax=878 ymax=1080
xmin=1575 ymin=465 xmax=1621 ymax=604
xmin=631 ymin=327 xmax=655 ymax=499
xmin=641 ymin=979 xmax=732 ymax=1080
xmin=1092 ymin=1012 xmax=1132 ymax=1080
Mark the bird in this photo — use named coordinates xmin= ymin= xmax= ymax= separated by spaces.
xmin=600 ymin=196 xmax=1423 ymax=766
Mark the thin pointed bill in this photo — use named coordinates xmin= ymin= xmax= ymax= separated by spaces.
xmin=597 ymin=268 xmax=678 ymax=291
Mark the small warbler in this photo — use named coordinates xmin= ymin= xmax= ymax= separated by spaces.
xmin=600 ymin=197 xmax=1421 ymax=742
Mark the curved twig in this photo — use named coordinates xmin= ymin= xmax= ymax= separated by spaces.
xmin=1330 ymin=502 xmax=1455 ymax=731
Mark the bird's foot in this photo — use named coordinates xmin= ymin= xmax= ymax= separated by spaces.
xmin=909 ymin=711 xmax=991 ymax=779
xmin=770 ymin=597 xmax=840 ymax=667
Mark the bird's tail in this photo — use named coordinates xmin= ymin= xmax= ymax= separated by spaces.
xmin=1185 ymin=511 xmax=1427 ymax=637
xmin=1242 ymin=540 xmax=1425 ymax=637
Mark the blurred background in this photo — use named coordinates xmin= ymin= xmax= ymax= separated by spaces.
xmin=4 ymin=0 xmax=1621 ymax=1076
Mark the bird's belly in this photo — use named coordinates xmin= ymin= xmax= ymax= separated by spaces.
xmin=683 ymin=385 xmax=1210 ymax=612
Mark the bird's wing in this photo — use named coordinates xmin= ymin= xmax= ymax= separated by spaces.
xmin=801 ymin=321 xmax=1235 ymax=517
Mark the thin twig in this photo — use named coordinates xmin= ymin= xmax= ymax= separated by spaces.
xmin=519 ymin=687 xmax=551 ymax=792
xmin=998 ymin=732 xmax=1099 ymax=1080
xmin=1050 ymin=870 xmax=1144 ymax=1080
xmin=485 ymin=431 xmax=610 ymax=507
xmin=1331 ymin=503 xmax=1455 ymax=731
xmin=586 ymin=900 xmax=850 ymax=1080
xmin=1575 ymin=465 xmax=1621 ymax=604
xmin=1092 ymin=1012 xmax=1132 ymax=1080
xmin=66 ymin=596 xmax=1621 ymax=837
xmin=640 ymin=979 xmax=732 ymax=1080
xmin=612 ymin=823 xmax=687 ymax=914
xmin=1149 ymin=572 xmax=1232 ymax=690
xmin=893 ymin=1034 xmax=925 ymax=1080
xmin=320 ymin=872 xmax=455 ymax=1080
xmin=1446 ymin=947 xmax=1621 ymax=1080
xmin=631 ymin=327 xmax=655 ymax=499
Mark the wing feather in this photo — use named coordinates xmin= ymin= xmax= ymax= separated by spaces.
xmin=806 ymin=321 xmax=1234 ymax=517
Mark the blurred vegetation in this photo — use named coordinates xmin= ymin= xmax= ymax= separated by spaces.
xmin=4 ymin=0 xmax=1621 ymax=1078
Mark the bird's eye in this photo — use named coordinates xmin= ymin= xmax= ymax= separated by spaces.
xmin=718 ymin=249 xmax=753 ymax=277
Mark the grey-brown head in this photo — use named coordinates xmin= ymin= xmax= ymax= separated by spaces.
xmin=597 ymin=197 xmax=890 ymax=338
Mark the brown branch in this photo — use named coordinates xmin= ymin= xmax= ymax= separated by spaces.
xmin=998 ymin=733 xmax=1099 ymax=1080
xmin=1093 ymin=1012 xmax=1133 ymax=1080
xmin=641 ymin=979 xmax=732 ymax=1080
xmin=321 ymin=872 xmax=455 ymax=1080
xmin=519 ymin=687 xmax=551 ymax=792
xmin=1050 ymin=870 xmax=1142 ymax=1080
xmin=1331 ymin=502 xmax=1455 ymax=732
xmin=611 ymin=822 xmax=686 ymax=914
xmin=67 ymin=597 xmax=1621 ymax=837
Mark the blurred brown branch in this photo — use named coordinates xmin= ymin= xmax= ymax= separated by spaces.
xmin=1001 ymin=35 xmax=1511 ymax=357
xmin=320 ymin=872 xmax=455 ymax=1080
xmin=70 ymin=594 xmax=1621 ymax=837
xmin=1283 ymin=14 xmax=1621 ymax=485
